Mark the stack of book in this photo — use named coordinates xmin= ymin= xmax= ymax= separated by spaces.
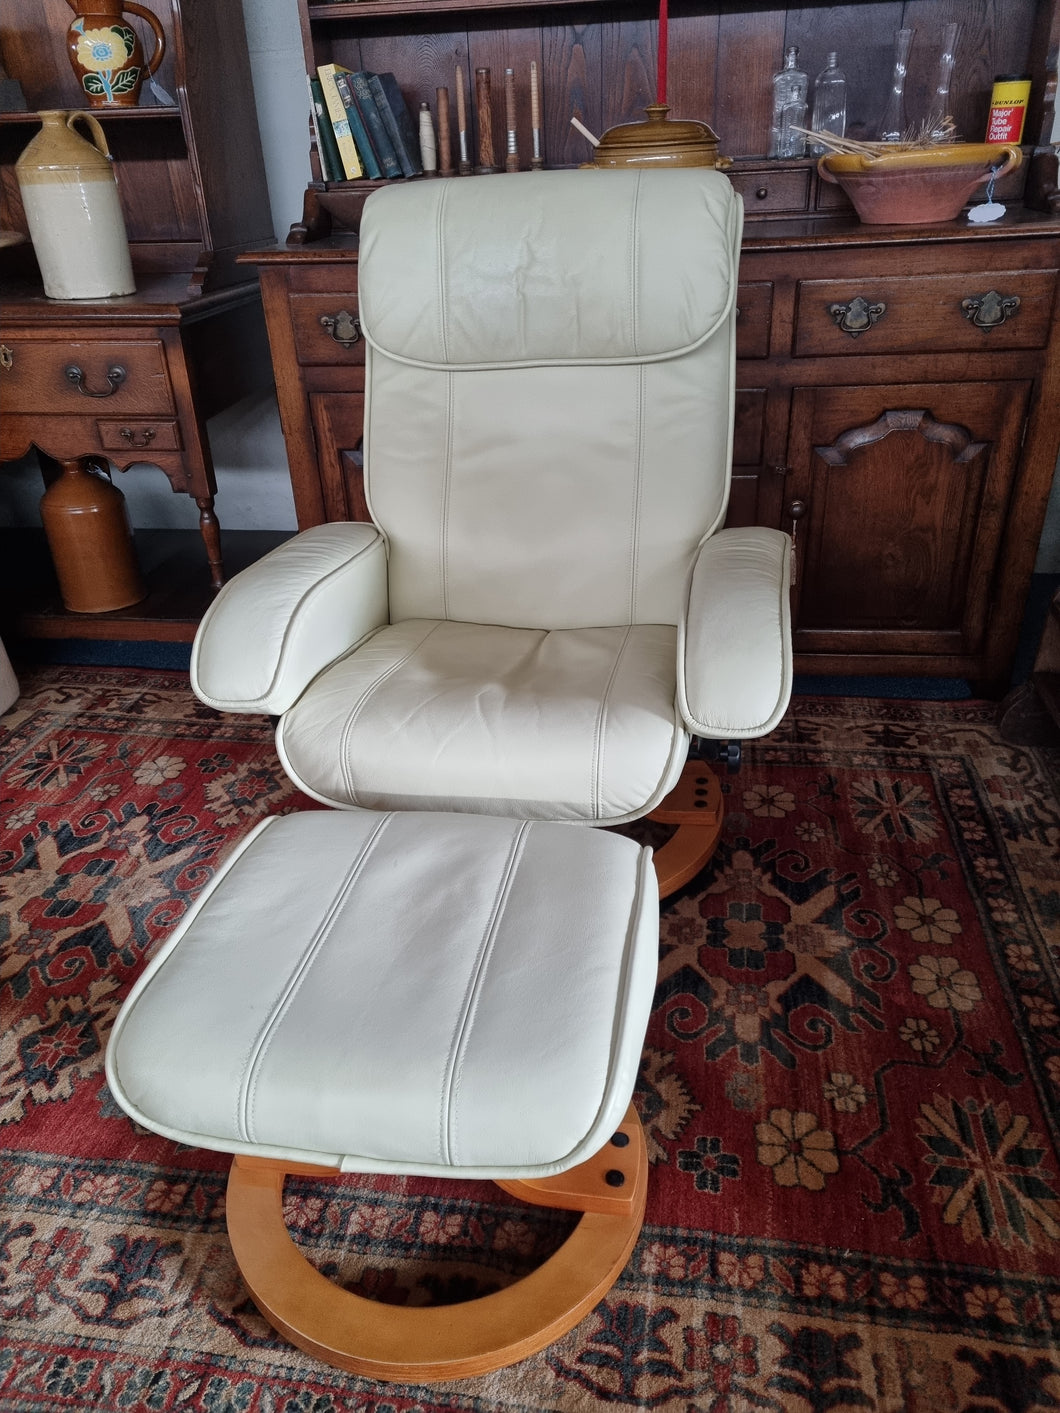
xmin=308 ymin=65 xmax=423 ymax=182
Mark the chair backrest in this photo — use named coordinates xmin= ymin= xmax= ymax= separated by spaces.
xmin=357 ymin=167 xmax=742 ymax=630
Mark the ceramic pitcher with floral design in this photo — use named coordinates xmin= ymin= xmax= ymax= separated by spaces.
xmin=66 ymin=0 xmax=166 ymax=108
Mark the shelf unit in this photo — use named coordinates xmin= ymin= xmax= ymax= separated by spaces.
xmin=0 ymin=0 xmax=273 ymax=293
xmin=0 ymin=0 xmax=277 ymax=645
xmin=284 ymin=0 xmax=1059 ymax=241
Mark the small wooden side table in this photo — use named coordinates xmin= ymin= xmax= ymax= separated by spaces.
xmin=0 ymin=273 xmax=274 ymax=641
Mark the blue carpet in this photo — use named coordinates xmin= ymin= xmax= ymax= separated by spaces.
xmin=13 ymin=639 xmax=194 ymax=672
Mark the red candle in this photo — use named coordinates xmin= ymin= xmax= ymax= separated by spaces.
xmin=657 ymin=0 xmax=669 ymax=104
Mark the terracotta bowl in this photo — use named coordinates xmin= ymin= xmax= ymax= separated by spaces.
xmin=818 ymin=143 xmax=1022 ymax=224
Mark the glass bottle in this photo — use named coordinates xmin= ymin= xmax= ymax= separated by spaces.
xmin=877 ymin=27 xmax=914 ymax=142
xmin=769 ymin=46 xmax=808 ymax=159
xmin=809 ymin=52 xmax=847 ymax=154
xmin=929 ymin=22 xmax=959 ymax=140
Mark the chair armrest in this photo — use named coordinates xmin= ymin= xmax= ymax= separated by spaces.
xmin=191 ymin=523 xmax=389 ymax=715
xmin=676 ymin=526 xmax=792 ymax=738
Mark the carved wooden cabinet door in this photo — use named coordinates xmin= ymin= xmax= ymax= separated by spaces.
xmin=782 ymin=380 xmax=1032 ymax=674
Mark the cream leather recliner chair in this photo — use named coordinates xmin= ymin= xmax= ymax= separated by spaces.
xmin=191 ymin=169 xmax=792 ymax=888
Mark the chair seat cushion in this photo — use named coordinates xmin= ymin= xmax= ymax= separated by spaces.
xmin=276 ymin=620 xmax=687 ymax=822
xmin=106 ymin=810 xmax=658 ymax=1179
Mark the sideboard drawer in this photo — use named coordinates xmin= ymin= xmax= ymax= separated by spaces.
xmin=794 ymin=269 xmax=1058 ymax=355
xmin=0 ymin=338 xmax=173 ymax=415
xmin=729 ymin=167 xmax=811 ymax=214
xmin=97 ymin=419 xmax=183 ymax=452
xmin=289 ymin=293 xmax=365 ymax=367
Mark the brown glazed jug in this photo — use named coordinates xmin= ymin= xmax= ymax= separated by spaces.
xmin=66 ymin=0 xmax=166 ymax=108
xmin=15 ymin=110 xmax=136 ymax=299
xmin=39 ymin=461 xmax=147 ymax=613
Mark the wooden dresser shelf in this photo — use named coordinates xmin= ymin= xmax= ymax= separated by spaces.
xmin=0 ymin=529 xmax=292 ymax=644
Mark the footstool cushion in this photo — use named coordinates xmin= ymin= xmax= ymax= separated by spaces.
xmin=106 ymin=810 xmax=658 ymax=1181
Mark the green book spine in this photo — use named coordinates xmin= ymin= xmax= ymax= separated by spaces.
xmin=307 ymin=75 xmax=342 ymax=182
xmin=370 ymin=72 xmax=422 ymax=178
xmin=351 ymin=70 xmax=402 ymax=179
xmin=333 ymin=68 xmax=382 ymax=181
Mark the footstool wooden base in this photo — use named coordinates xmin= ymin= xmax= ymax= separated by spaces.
xmin=649 ymin=760 xmax=724 ymax=897
xmin=226 ymin=1104 xmax=647 ymax=1383
xmin=106 ymin=810 xmax=660 ymax=1383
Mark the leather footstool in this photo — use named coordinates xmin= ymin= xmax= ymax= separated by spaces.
xmin=106 ymin=809 xmax=659 ymax=1382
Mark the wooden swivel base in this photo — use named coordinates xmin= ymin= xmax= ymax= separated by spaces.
xmin=224 ymin=1105 xmax=648 ymax=1383
xmin=649 ymin=759 xmax=724 ymax=897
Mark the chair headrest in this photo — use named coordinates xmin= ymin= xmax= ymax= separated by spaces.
xmin=357 ymin=168 xmax=741 ymax=369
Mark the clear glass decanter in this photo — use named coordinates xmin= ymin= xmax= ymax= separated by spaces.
xmin=810 ymin=52 xmax=847 ymax=154
xmin=877 ymin=27 xmax=915 ymax=142
xmin=928 ymin=22 xmax=959 ymax=140
xmin=769 ymin=46 xmax=809 ymax=158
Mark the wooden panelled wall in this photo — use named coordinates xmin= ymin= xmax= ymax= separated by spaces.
xmin=306 ymin=1 xmax=1042 ymax=168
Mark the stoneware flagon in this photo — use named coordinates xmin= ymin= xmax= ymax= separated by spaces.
xmin=65 ymin=0 xmax=166 ymax=108
xmin=15 ymin=110 xmax=136 ymax=299
xmin=39 ymin=460 xmax=146 ymax=614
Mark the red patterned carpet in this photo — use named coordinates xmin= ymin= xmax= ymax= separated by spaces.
xmin=2 ymin=664 xmax=1059 ymax=1412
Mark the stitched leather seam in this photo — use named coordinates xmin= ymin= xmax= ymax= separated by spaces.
xmin=441 ymin=372 xmax=454 ymax=620
xmin=630 ymin=363 xmax=645 ymax=623
xmin=435 ymin=184 xmax=452 ymax=619
xmin=630 ymin=171 xmax=641 ymax=355
xmin=264 ymin=538 xmax=385 ymax=704
xmin=336 ymin=620 xmax=445 ymax=802
xmin=236 ymin=812 xmax=393 ymax=1145
xmin=436 ymin=183 xmax=450 ymax=365
xmin=590 ymin=626 xmax=633 ymax=819
xmin=192 ymin=533 xmax=385 ymax=711
xmin=440 ymin=820 xmax=531 ymax=1166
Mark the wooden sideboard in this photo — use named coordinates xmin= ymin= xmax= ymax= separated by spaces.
xmin=0 ymin=0 xmax=276 ymax=643
xmin=0 ymin=275 xmax=275 ymax=641
xmin=246 ymin=205 xmax=1060 ymax=693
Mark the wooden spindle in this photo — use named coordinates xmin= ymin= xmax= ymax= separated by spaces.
xmin=530 ymin=60 xmax=543 ymax=169
xmin=475 ymin=66 xmax=498 ymax=172
xmin=504 ymin=67 xmax=519 ymax=171
xmin=456 ymin=64 xmax=471 ymax=174
xmin=419 ymin=101 xmax=437 ymax=174
xmin=437 ymin=85 xmax=453 ymax=176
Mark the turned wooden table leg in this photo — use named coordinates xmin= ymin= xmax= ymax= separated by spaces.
xmin=195 ymin=496 xmax=225 ymax=589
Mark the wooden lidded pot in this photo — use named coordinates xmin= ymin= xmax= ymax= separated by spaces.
xmin=593 ymin=104 xmax=731 ymax=169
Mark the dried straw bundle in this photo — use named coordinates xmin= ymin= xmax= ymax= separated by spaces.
xmin=793 ymin=116 xmax=958 ymax=157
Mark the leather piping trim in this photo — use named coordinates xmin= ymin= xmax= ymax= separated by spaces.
xmin=190 ymin=533 xmax=387 ymax=713
xmin=440 ymin=820 xmax=531 ymax=1165
xmin=237 ymin=813 xmax=393 ymax=1144
xmin=333 ymin=620 xmax=446 ymax=803
xmin=590 ymin=626 xmax=634 ymax=820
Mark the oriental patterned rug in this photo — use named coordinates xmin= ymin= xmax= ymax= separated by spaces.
xmin=1 ymin=665 xmax=1058 ymax=1413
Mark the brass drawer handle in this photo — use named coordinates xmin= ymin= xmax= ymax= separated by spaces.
xmin=318 ymin=310 xmax=364 ymax=349
xmin=0 ymin=344 xmax=12 ymax=371
xmin=961 ymin=290 xmax=1020 ymax=330
xmin=65 ymin=363 xmax=127 ymax=398
xmin=119 ymin=426 xmax=156 ymax=447
xmin=828 ymin=297 xmax=886 ymax=337
xmin=319 ymin=310 xmax=361 ymax=349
